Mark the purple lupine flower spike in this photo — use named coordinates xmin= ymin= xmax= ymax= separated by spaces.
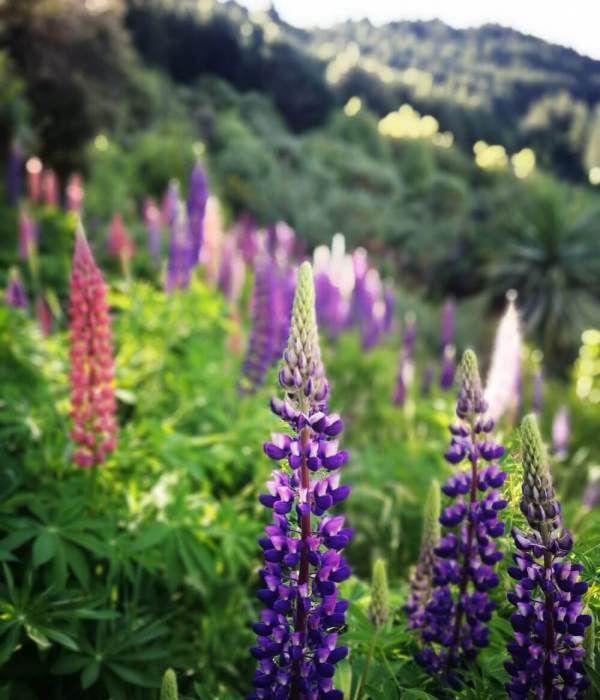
xmin=5 ymin=268 xmax=28 ymax=309
xmin=239 ymin=255 xmax=277 ymax=393
xmin=439 ymin=344 xmax=456 ymax=391
xmin=441 ymin=298 xmax=455 ymax=350
xmin=165 ymin=186 xmax=194 ymax=292
xmin=6 ymin=140 xmax=23 ymax=204
xmin=505 ymin=415 xmax=590 ymax=699
xmin=187 ymin=161 xmax=208 ymax=267
xmin=142 ymin=197 xmax=162 ymax=260
xmin=416 ymin=350 xmax=507 ymax=688
xmin=250 ymin=262 xmax=351 ymax=700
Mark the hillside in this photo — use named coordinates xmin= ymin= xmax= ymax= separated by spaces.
xmin=124 ymin=0 xmax=600 ymax=180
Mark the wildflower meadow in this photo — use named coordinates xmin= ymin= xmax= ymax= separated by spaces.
xmin=1 ymin=2 xmax=600 ymax=699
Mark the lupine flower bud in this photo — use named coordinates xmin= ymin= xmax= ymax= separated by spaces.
xmin=187 ymin=161 xmax=208 ymax=266
xmin=65 ymin=172 xmax=84 ymax=212
xmin=484 ymin=291 xmax=521 ymax=421
xmin=108 ymin=212 xmax=135 ymax=263
xmin=251 ymin=261 xmax=350 ymax=699
xmin=405 ymin=480 xmax=441 ymax=629
xmin=552 ymin=405 xmax=570 ymax=458
xmin=18 ymin=207 xmax=38 ymax=262
xmin=142 ymin=197 xmax=162 ymax=260
xmin=415 ymin=350 xmax=507 ymax=688
xmin=160 ymin=669 xmax=178 ymax=700
xmin=5 ymin=268 xmax=28 ymax=309
xmin=369 ymin=559 xmax=390 ymax=628
xmin=68 ymin=225 xmax=117 ymax=467
xmin=26 ymin=156 xmax=43 ymax=201
xmin=36 ymin=295 xmax=52 ymax=336
xmin=279 ymin=261 xmax=327 ymax=411
xmin=505 ymin=414 xmax=590 ymax=699
xmin=239 ymin=255 xmax=277 ymax=394
xmin=41 ymin=168 xmax=59 ymax=207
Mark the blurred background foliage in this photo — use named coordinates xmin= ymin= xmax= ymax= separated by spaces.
xmin=0 ymin=1 xmax=599 ymax=698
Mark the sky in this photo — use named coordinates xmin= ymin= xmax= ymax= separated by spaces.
xmin=234 ymin=0 xmax=600 ymax=59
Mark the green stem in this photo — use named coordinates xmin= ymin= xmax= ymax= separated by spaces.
xmin=354 ymin=628 xmax=379 ymax=700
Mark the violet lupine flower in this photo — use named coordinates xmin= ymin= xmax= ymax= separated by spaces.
xmin=18 ymin=207 xmax=38 ymax=262
xmin=5 ymin=268 xmax=28 ymax=309
xmin=142 ymin=198 xmax=162 ymax=260
xmin=505 ymin=414 xmax=590 ymax=699
xmin=552 ymin=406 xmax=570 ymax=458
xmin=6 ymin=141 xmax=23 ymax=204
xmin=416 ymin=350 xmax=507 ymax=688
xmin=484 ymin=291 xmax=522 ymax=422
xmin=239 ymin=256 xmax=277 ymax=393
xmin=440 ymin=344 xmax=456 ymax=392
xmin=237 ymin=214 xmax=258 ymax=265
xmin=68 ymin=225 xmax=117 ymax=467
xmin=187 ymin=162 xmax=208 ymax=267
xmin=582 ymin=479 xmax=600 ymax=510
xmin=405 ymin=480 xmax=441 ymax=630
xmin=440 ymin=298 xmax=455 ymax=350
xmin=166 ymin=195 xmax=195 ymax=292
xmin=250 ymin=262 xmax=351 ymax=700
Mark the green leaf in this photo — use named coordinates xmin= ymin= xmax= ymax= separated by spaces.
xmin=81 ymin=661 xmax=100 ymax=689
xmin=63 ymin=542 xmax=90 ymax=588
xmin=107 ymin=662 xmax=157 ymax=687
xmin=0 ymin=625 xmax=20 ymax=665
xmin=42 ymin=627 xmax=79 ymax=651
xmin=32 ymin=531 xmax=59 ymax=567
xmin=51 ymin=653 xmax=89 ymax=675
xmin=130 ymin=523 xmax=168 ymax=552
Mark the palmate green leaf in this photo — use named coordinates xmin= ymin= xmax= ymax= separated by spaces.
xmin=32 ymin=531 xmax=59 ymax=567
xmin=81 ymin=661 xmax=101 ymax=689
xmin=130 ymin=522 xmax=169 ymax=552
xmin=107 ymin=661 xmax=159 ymax=687
xmin=0 ymin=626 xmax=20 ymax=665
xmin=62 ymin=541 xmax=90 ymax=588
xmin=51 ymin=653 xmax=89 ymax=675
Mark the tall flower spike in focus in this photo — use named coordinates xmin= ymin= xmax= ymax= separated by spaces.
xmin=484 ymin=290 xmax=522 ymax=421
xmin=505 ymin=414 xmax=590 ymax=700
xmin=416 ymin=349 xmax=508 ymax=688
xmin=69 ymin=224 xmax=117 ymax=467
xmin=405 ymin=480 xmax=441 ymax=629
xmin=161 ymin=669 xmax=178 ymax=700
xmin=250 ymin=261 xmax=351 ymax=700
